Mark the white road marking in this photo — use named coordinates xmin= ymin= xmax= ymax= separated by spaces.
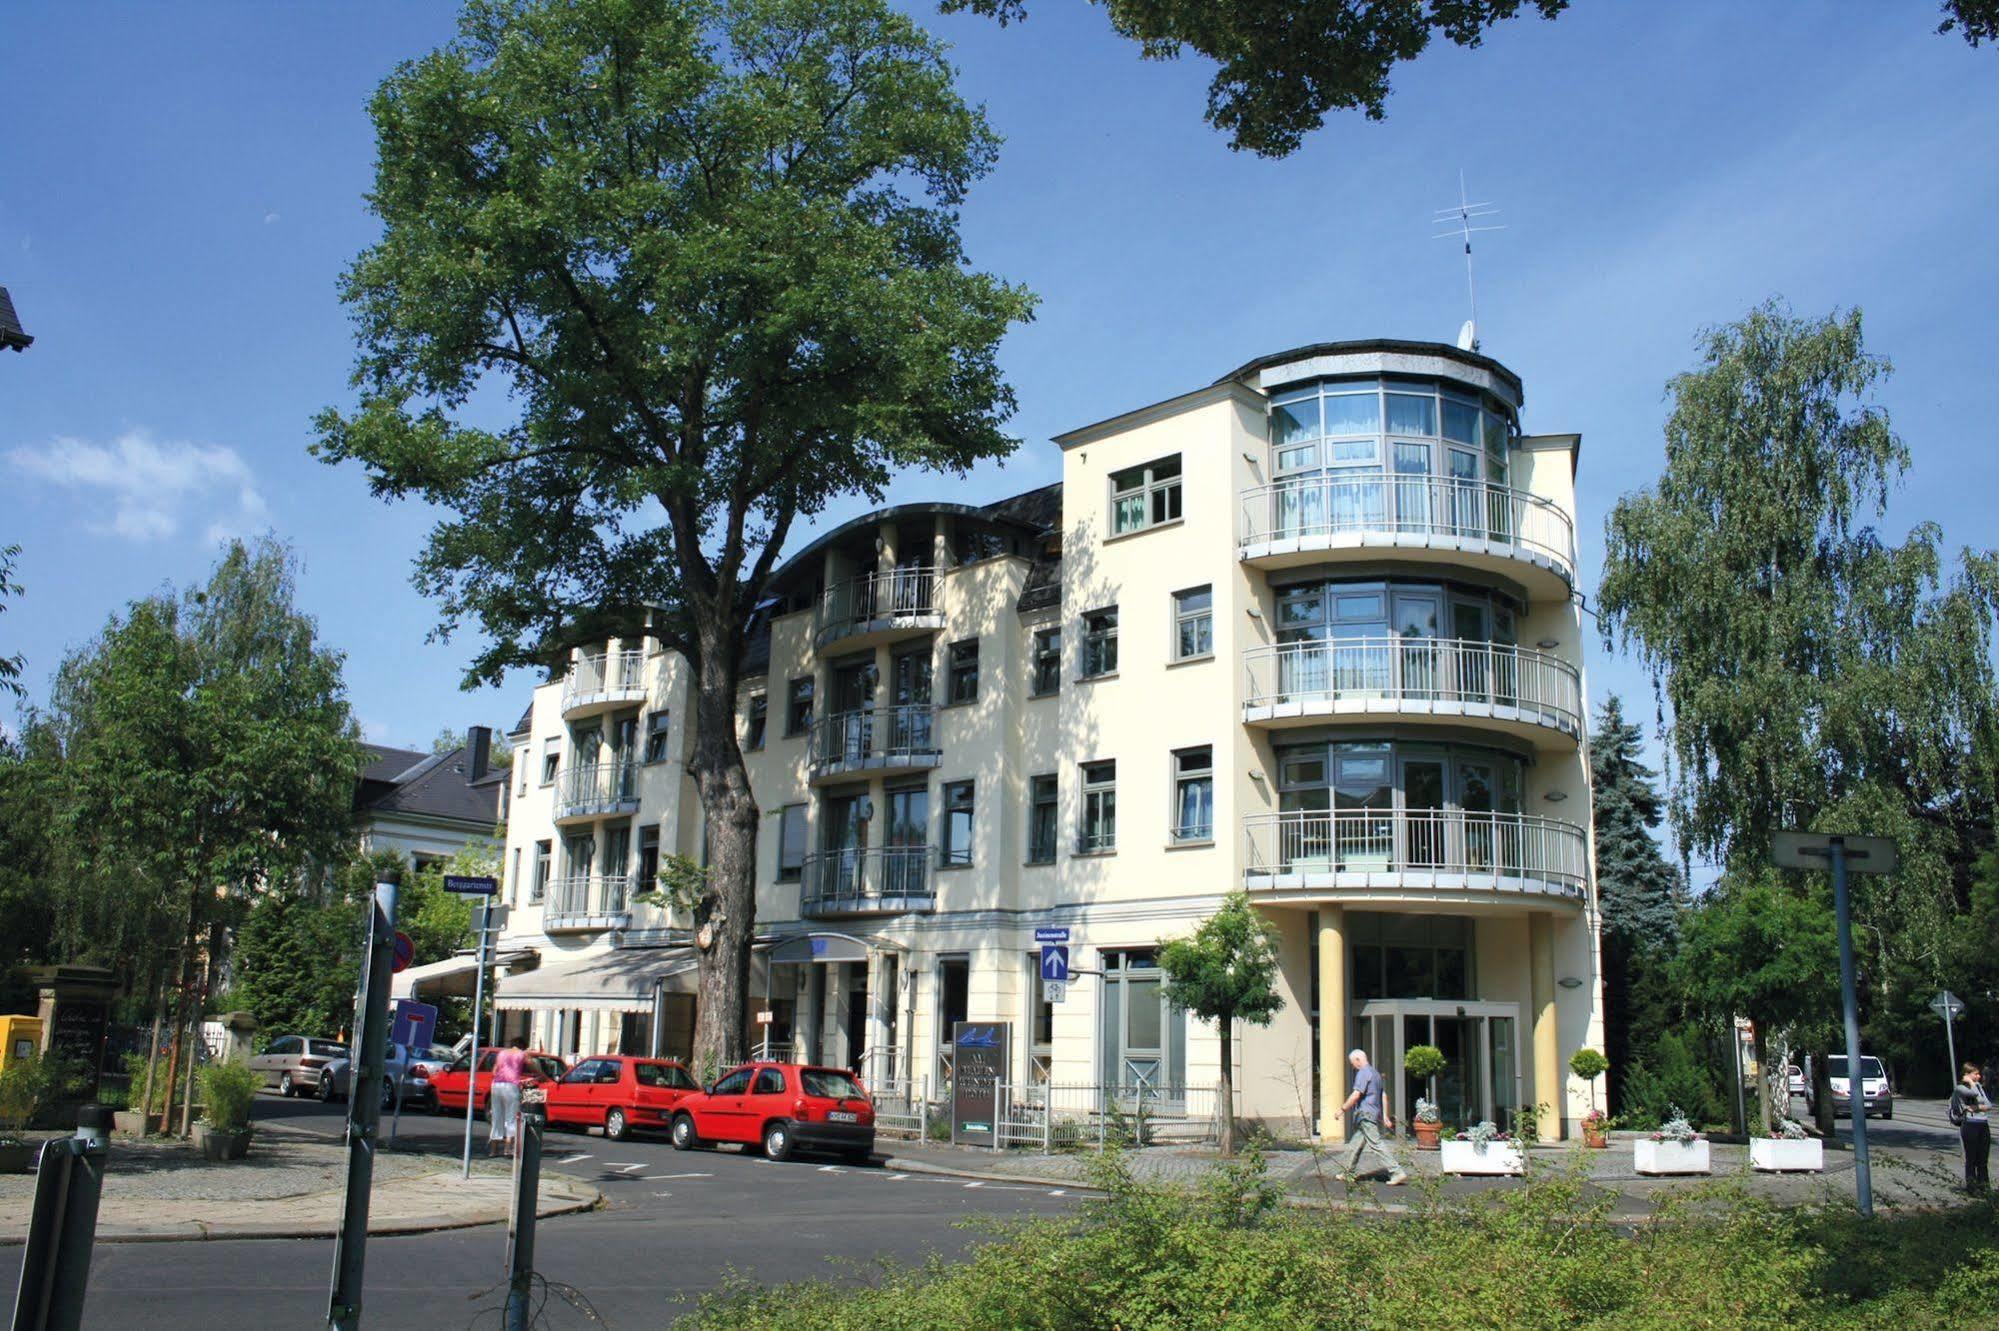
xmin=649 ymin=1172 xmax=713 ymax=1179
xmin=888 ymin=1173 xmax=910 ymax=1181
xmin=1047 ymin=1189 xmax=1066 ymax=1196
xmin=817 ymin=1165 xmax=842 ymax=1173
xmin=555 ymin=1153 xmax=591 ymax=1164
xmin=614 ymin=1162 xmax=647 ymax=1173
xmin=962 ymin=1181 xmax=983 ymax=1189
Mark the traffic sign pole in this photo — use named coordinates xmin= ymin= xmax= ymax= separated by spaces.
xmin=463 ymin=901 xmax=495 ymax=1180
xmin=328 ymin=867 xmax=399 ymax=1329
xmin=1933 ymin=991 xmax=1964 ymax=1088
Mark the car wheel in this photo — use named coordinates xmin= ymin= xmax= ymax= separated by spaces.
xmin=279 ymin=1072 xmax=295 ymax=1098
xmin=762 ymin=1120 xmax=793 ymax=1162
xmin=604 ymin=1108 xmax=630 ymax=1142
xmin=670 ymin=1114 xmax=699 ymax=1151
xmin=319 ymin=1074 xmax=337 ymax=1103
xmin=380 ymin=1079 xmax=396 ymax=1111
xmin=1881 ymin=1107 xmax=1893 ymax=1120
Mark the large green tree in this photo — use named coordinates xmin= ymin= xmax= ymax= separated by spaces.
xmin=1159 ymin=891 xmax=1284 ymax=1156
xmin=316 ymin=0 xmax=1034 ymax=1068
xmin=0 ymin=543 xmax=25 ymax=698
xmin=1588 ymin=695 xmax=1684 ymax=1115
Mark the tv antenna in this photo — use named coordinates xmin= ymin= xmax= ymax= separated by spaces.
xmin=1433 ymin=171 xmax=1503 ymax=353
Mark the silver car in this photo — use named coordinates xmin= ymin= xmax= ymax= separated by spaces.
xmin=250 ymin=1035 xmax=349 ymax=1097
xmin=316 ymin=1045 xmax=440 ymax=1110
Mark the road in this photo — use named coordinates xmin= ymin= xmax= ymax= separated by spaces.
xmin=3 ymin=1091 xmax=1078 ymax=1330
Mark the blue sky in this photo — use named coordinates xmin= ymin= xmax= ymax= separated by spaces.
xmin=3 ymin=1 xmax=1996 ymax=781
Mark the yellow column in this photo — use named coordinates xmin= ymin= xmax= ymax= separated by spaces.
xmin=1530 ymin=913 xmax=1562 ymax=1141
xmin=1317 ymin=906 xmax=1347 ymax=1143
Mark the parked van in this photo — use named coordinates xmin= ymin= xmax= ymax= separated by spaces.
xmin=1804 ymin=1053 xmax=1893 ymax=1119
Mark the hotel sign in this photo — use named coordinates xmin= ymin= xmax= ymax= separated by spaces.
xmin=950 ymin=1021 xmax=1011 ymax=1148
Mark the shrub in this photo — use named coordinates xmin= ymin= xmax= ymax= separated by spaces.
xmin=0 ymin=1054 xmax=83 ymax=1131
xmin=1403 ymin=1044 xmax=1448 ymax=1081
xmin=122 ymin=1051 xmax=168 ymax=1115
xmin=1570 ymin=1047 xmax=1609 ymax=1082
xmin=197 ymin=1060 xmax=260 ymax=1132
xmin=1620 ymin=1029 xmax=1728 ymax=1129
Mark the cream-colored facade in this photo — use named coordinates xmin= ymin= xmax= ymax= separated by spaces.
xmin=489 ymin=339 xmax=1604 ymax=1142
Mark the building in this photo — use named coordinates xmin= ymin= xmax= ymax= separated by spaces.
xmin=490 ymin=339 xmax=1602 ymax=1142
xmin=0 ymin=287 xmax=33 ymax=354
xmin=355 ymin=726 xmax=507 ymax=869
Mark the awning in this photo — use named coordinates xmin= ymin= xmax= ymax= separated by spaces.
xmin=494 ymin=947 xmax=699 ymax=1014
xmin=391 ymin=949 xmax=538 ymax=1002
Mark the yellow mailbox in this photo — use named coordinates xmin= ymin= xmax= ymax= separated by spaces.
xmin=0 ymin=1014 xmax=46 ymax=1071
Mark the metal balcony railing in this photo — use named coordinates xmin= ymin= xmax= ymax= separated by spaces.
xmin=1238 ymin=473 xmax=1575 ymax=578
xmin=814 ymin=565 xmax=940 ymax=646
xmin=809 ymin=704 xmax=940 ymax=774
xmin=543 ymin=872 xmax=637 ymax=920
xmin=562 ymin=649 xmax=647 ymax=710
xmin=1242 ymin=637 xmax=1582 ymax=734
xmin=800 ymin=845 xmax=934 ymax=915
xmin=551 ymin=760 xmax=639 ymax=820
xmin=1242 ymin=808 xmax=1587 ymax=898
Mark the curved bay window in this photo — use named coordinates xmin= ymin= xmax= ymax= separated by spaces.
xmin=1272 ymin=739 xmax=1524 ymax=875
xmin=1269 ymin=577 xmax=1519 ymax=705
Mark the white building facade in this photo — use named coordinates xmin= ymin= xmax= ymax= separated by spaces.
xmin=490 ymin=340 xmax=1603 ymax=1142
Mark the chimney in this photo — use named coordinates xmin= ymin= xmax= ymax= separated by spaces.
xmin=468 ymin=725 xmax=492 ymax=782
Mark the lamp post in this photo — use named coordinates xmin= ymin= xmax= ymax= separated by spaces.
xmin=1774 ymin=832 xmax=1897 ymax=1218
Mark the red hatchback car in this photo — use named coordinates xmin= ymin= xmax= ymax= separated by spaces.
xmin=669 ymin=1062 xmax=875 ymax=1163
xmin=430 ymin=1048 xmax=568 ymax=1114
xmin=543 ymin=1055 xmax=701 ymax=1141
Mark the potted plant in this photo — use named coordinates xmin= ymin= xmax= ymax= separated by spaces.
xmin=113 ymin=1051 xmax=162 ymax=1136
xmin=1412 ymin=1096 xmax=1444 ymax=1151
xmin=0 ymin=1052 xmax=66 ymax=1171
xmin=1439 ymin=1119 xmax=1526 ymax=1176
xmin=1633 ymin=1106 xmax=1710 ymax=1175
xmin=1750 ymin=1115 xmax=1823 ymax=1173
xmin=1402 ymin=1043 xmax=1448 ymax=1143
xmin=1569 ymin=1047 xmax=1609 ymax=1146
xmin=193 ymin=1059 xmax=259 ymax=1161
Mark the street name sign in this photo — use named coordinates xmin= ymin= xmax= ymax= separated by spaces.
xmin=1033 ymin=927 xmax=1070 ymax=943
xmin=443 ymin=874 xmax=499 ymax=896
xmin=1772 ymin=832 xmax=1898 ymax=874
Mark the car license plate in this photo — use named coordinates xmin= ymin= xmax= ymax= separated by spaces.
xmin=828 ymin=1110 xmax=858 ymax=1123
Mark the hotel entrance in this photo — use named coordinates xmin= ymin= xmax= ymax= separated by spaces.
xmin=1350 ymin=999 xmax=1522 ymax=1136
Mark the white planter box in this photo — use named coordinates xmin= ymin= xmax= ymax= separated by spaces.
xmin=1439 ymin=1139 xmax=1525 ymax=1176
xmin=1750 ymin=1137 xmax=1823 ymax=1172
xmin=1634 ymin=1139 xmax=1711 ymax=1175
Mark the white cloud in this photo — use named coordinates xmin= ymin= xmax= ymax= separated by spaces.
xmin=263 ymin=211 xmax=280 ymax=225
xmin=9 ymin=430 xmax=267 ymax=545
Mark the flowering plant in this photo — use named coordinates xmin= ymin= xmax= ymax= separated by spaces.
xmin=1650 ymin=1107 xmax=1704 ymax=1144
xmin=1414 ymin=1096 xmax=1442 ymax=1125
xmin=1772 ymin=1116 xmax=1810 ymax=1141
xmin=1582 ymin=1109 xmax=1613 ymax=1130
xmin=1464 ymin=1119 xmax=1513 ymax=1152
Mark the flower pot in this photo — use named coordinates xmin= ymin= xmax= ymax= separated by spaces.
xmin=1583 ymin=1124 xmax=1609 ymax=1149
xmin=112 ymin=1109 xmax=158 ymax=1137
xmin=0 ymin=1141 xmax=34 ymax=1174
xmin=193 ymin=1122 xmax=252 ymax=1162
xmin=1633 ymin=1139 xmax=1710 ymax=1175
xmin=1412 ymin=1120 xmax=1442 ymax=1151
xmin=1439 ymin=1138 xmax=1525 ymax=1176
xmin=1750 ymin=1137 xmax=1823 ymax=1173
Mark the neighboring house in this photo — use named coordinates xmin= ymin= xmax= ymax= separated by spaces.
xmin=356 ymin=726 xmax=508 ymax=869
xmin=490 ymin=338 xmax=1602 ymax=1143
xmin=0 ymin=287 xmax=32 ymax=353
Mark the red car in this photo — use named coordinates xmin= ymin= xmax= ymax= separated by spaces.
xmin=669 ymin=1061 xmax=875 ymax=1163
xmin=430 ymin=1048 xmax=568 ymax=1114
xmin=543 ymin=1056 xmax=701 ymax=1141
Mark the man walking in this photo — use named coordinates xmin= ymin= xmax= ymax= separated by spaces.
xmin=1339 ymin=1048 xmax=1408 ymax=1186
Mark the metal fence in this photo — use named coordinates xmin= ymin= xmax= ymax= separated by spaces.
xmin=992 ymin=1081 xmax=1226 ymax=1150
xmin=1242 ymin=636 xmax=1581 ymax=733
xmin=1239 ymin=472 xmax=1575 ymax=575
xmin=1242 ymin=807 xmax=1587 ymax=898
xmin=800 ymin=845 xmax=934 ymax=916
xmin=865 ymin=1075 xmax=931 ymax=1140
xmin=561 ymin=648 xmax=646 ymax=707
xmin=815 ymin=564 xmax=940 ymax=645
xmin=551 ymin=760 xmax=639 ymax=819
xmin=809 ymin=704 xmax=940 ymax=772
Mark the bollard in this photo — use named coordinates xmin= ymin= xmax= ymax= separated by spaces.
xmin=10 ymin=1105 xmax=112 ymax=1331
xmin=504 ymin=1105 xmax=545 ymax=1331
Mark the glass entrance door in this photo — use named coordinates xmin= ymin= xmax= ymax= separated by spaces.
xmin=1354 ymin=1000 xmax=1521 ymax=1137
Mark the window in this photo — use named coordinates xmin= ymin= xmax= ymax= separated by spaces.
xmin=1081 ymin=607 xmax=1119 ymax=678
xmin=1031 ymin=627 xmax=1061 ymax=696
xmin=947 ymin=639 xmax=980 ymax=704
xmin=752 ymin=1068 xmax=785 ymax=1095
xmin=1110 ymin=454 xmax=1183 ymax=535
xmin=744 ymin=693 xmax=767 ymax=750
xmin=510 ymin=847 xmax=522 ymax=905
xmin=1027 ymin=774 xmax=1058 ymax=864
xmin=1173 ymin=746 xmax=1214 ymax=842
xmin=532 ymin=840 xmax=551 ymax=904
xmin=1173 ymin=586 xmax=1212 ymax=661
xmin=519 ymin=753 xmax=530 ymax=796
xmin=937 ymin=955 xmax=971 ymax=1085
xmin=636 ymin=825 xmax=660 ymax=894
xmin=710 ymin=1067 xmax=754 ymax=1096
xmin=785 ymin=677 xmax=814 ymax=736
xmin=940 ymin=780 xmax=974 ymax=867
xmin=642 ymin=710 xmax=672 ymax=763
xmin=1080 ymin=761 xmax=1116 ymax=853
xmin=635 ymin=1062 xmax=697 ymax=1091
xmin=776 ymin=803 xmax=807 ymax=881
xmin=540 ymin=737 xmax=560 ymax=785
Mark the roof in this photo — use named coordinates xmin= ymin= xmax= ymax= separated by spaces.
xmin=0 ymin=288 xmax=30 ymax=353
xmin=766 ymin=485 xmax=1062 ymax=593
xmin=1214 ymin=338 xmax=1524 ymax=404
xmin=355 ymin=741 xmax=500 ymax=830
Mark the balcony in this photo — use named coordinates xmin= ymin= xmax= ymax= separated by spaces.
xmin=1242 ymin=809 xmax=1587 ymax=905
xmin=561 ymin=649 xmax=648 ymax=719
xmin=541 ymin=873 xmax=635 ymax=933
xmin=1238 ymin=473 xmax=1575 ymax=596
xmin=814 ymin=565 xmax=943 ymax=650
xmin=809 ymin=705 xmax=941 ymax=783
xmin=551 ymin=760 xmax=640 ymax=823
xmin=1241 ymin=638 xmax=1582 ymax=747
xmin=799 ymin=846 xmax=935 ymax=918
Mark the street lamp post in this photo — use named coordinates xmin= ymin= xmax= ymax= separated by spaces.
xmin=1774 ymin=831 xmax=1897 ymax=1218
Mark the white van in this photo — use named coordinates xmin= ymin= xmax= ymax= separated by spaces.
xmin=1804 ymin=1053 xmax=1893 ymax=1119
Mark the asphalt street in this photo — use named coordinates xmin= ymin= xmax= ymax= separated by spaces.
xmin=2 ymin=1091 xmax=1079 ymax=1330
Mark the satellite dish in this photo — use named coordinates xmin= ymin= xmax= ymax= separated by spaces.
xmin=1456 ymin=319 xmax=1479 ymax=352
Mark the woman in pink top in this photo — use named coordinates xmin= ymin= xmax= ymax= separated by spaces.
xmin=488 ymin=1037 xmax=529 ymax=1157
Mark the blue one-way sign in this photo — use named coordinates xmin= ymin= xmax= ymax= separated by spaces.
xmin=1040 ymin=944 xmax=1069 ymax=983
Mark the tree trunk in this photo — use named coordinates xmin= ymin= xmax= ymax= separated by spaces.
xmin=1811 ymin=1042 xmax=1835 ymax=1138
xmin=1218 ymin=1020 xmax=1235 ymax=1157
xmin=158 ymin=911 xmax=199 ymax=1134
xmin=1750 ymin=1024 xmax=1773 ymax=1136
xmin=688 ymin=646 xmax=759 ymax=1081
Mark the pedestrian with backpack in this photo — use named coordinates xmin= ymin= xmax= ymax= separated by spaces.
xmin=1948 ymin=1062 xmax=1990 ymax=1193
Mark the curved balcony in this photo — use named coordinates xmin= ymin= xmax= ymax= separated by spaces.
xmin=799 ymin=845 xmax=935 ymax=918
xmin=561 ymin=649 xmax=648 ymax=719
xmin=1238 ymin=474 xmax=1575 ymax=596
xmin=1242 ymin=809 xmax=1587 ymax=906
xmin=551 ymin=760 xmax=640 ymax=824
xmin=809 ymin=704 xmax=941 ymax=783
xmin=1242 ymin=638 xmax=1582 ymax=747
xmin=541 ymin=873 xmax=634 ymax=934
xmin=814 ymin=565 xmax=943 ymax=650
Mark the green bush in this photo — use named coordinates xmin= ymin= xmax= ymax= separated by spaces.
xmin=1403 ymin=1044 xmax=1448 ymax=1081
xmin=122 ymin=1051 xmax=168 ymax=1115
xmin=1619 ymin=1029 xmax=1728 ymax=1129
xmin=197 ymin=1060 xmax=260 ymax=1132
xmin=0 ymin=1054 xmax=83 ymax=1131
xmin=1570 ymin=1047 xmax=1610 ymax=1082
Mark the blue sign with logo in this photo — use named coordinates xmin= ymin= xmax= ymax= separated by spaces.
xmin=390 ymin=999 xmax=437 ymax=1053
xmin=1033 ymin=926 xmax=1070 ymax=943
xmin=1040 ymin=945 xmax=1070 ymax=983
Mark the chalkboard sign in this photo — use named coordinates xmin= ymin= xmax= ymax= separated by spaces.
xmin=50 ymin=1001 xmax=108 ymax=1095
xmin=950 ymin=1021 xmax=1011 ymax=1148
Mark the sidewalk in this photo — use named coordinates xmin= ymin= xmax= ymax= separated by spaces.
xmin=0 ymin=1125 xmax=600 ymax=1244
xmin=880 ymin=1129 xmax=1973 ymax=1215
